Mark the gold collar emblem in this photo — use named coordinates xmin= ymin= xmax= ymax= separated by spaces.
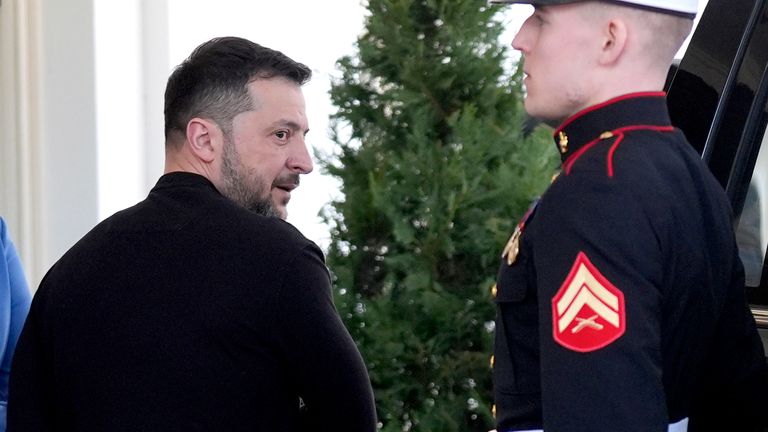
xmin=558 ymin=131 xmax=569 ymax=153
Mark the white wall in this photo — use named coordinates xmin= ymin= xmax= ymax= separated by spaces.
xmin=0 ymin=0 xmax=168 ymax=288
xmin=94 ymin=0 xmax=168 ymax=218
xmin=38 ymin=0 xmax=99 ymax=276
xmin=0 ymin=0 xmax=99 ymax=288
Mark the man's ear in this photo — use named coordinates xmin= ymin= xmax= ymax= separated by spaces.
xmin=186 ymin=118 xmax=222 ymax=163
xmin=599 ymin=18 xmax=628 ymax=65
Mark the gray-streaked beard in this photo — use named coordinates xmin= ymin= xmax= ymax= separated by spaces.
xmin=220 ymin=137 xmax=280 ymax=218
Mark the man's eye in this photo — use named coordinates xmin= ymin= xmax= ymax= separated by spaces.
xmin=275 ymin=131 xmax=289 ymax=140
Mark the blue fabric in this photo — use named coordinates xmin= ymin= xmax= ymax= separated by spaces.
xmin=0 ymin=218 xmax=31 ymax=432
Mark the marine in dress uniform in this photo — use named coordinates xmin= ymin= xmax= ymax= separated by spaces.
xmin=492 ymin=0 xmax=768 ymax=432
xmin=488 ymin=2 xmax=768 ymax=430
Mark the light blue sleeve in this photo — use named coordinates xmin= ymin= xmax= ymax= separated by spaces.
xmin=0 ymin=218 xmax=32 ymax=432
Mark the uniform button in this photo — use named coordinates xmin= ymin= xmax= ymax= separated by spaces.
xmin=558 ymin=131 xmax=569 ymax=153
xmin=490 ymin=283 xmax=497 ymax=298
xmin=492 ymin=404 xmax=497 ymax=418
xmin=489 ymin=355 xmax=495 ymax=368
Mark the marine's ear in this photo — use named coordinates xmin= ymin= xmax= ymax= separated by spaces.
xmin=599 ymin=17 xmax=629 ymax=66
xmin=185 ymin=118 xmax=222 ymax=163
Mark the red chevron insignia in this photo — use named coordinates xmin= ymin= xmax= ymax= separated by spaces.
xmin=551 ymin=252 xmax=625 ymax=352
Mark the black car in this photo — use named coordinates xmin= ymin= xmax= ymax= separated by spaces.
xmin=667 ymin=0 xmax=768 ymax=354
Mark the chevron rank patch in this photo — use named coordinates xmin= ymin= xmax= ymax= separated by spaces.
xmin=551 ymin=252 xmax=625 ymax=352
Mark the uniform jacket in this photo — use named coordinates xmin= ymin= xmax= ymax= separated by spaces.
xmin=493 ymin=93 xmax=768 ymax=432
xmin=0 ymin=218 xmax=31 ymax=432
xmin=7 ymin=172 xmax=377 ymax=432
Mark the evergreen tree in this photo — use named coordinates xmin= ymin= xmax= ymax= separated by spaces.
xmin=320 ymin=1 xmax=558 ymax=430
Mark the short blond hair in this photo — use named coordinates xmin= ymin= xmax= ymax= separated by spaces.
xmin=581 ymin=1 xmax=694 ymax=67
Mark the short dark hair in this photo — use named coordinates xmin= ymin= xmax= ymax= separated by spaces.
xmin=164 ymin=37 xmax=312 ymax=145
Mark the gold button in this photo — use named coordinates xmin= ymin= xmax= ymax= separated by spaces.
xmin=490 ymin=283 xmax=497 ymax=298
xmin=492 ymin=404 xmax=497 ymax=418
xmin=558 ymin=131 xmax=568 ymax=153
xmin=599 ymin=131 xmax=614 ymax=139
xmin=489 ymin=355 xmax=495 ymax=368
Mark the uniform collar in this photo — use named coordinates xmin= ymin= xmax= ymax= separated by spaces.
xmin=553 ymin=92 xmax=672 ymax=163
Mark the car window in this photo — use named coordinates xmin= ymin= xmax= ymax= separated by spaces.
xmin=668 ymin=0 xmax=768 ymax=353
xmin=737 ymin=145 xmax=766 ymax=290
xmin=737 ymin=129 xmax=768 ymax=305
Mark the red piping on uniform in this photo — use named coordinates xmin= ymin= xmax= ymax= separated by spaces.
xmin=554 ymin=92 xmax=667 ymax=135
xmin=563 ymin=137 xmax=602 ymax=175
xmin=606 ymin=125 xmax=675 ymax=177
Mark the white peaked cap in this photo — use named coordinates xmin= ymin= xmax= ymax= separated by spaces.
xmin=620 ymin=0 xmax=698 ymax=15
xmin=489 ymin=0 xmax=699 ymax=17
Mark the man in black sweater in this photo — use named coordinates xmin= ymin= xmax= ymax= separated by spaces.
xmin=8 ymin=37 xmax=377 ymax=432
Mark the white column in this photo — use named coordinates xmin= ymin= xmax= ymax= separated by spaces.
xmin=140 ymin=0 xmax=169 ymax=191
xmin=37 ymin=0 xmax=99 ymax=285
xmin=94 ymin=0 xmax=145 ymax=218
xmin=95 ymin=0 xmax=168 ymax=219
xmin=0 ymin=0 xmax=46 ymax=287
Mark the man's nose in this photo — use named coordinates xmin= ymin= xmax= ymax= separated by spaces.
xmin=511 ymin=16 xmax=534 ymax=52
xmin=288 ymin=140 xmax=314 ymax=174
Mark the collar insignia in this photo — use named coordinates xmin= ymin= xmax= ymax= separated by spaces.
xmin=557 ymin=131 xmax=569 ymax=153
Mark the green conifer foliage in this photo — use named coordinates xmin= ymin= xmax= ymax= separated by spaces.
xmin=320 ymin=1 xmax=558 ymax=430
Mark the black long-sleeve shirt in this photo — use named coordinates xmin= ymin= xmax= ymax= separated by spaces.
xmin=8 ymin=172 xmax=377 ymax=432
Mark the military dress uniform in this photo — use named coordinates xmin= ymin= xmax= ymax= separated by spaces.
xmin=491 ymin=93 xmax=768 ymax=431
